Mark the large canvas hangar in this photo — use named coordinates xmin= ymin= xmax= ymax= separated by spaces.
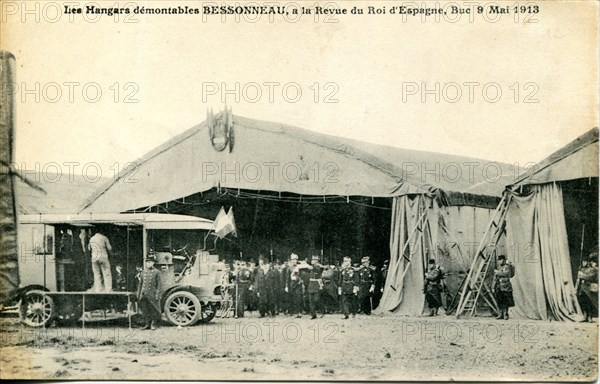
xmin=80 ymin=111 xmax=516 ymax=314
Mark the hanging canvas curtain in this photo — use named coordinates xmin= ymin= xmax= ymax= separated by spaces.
xmin=505 ymin=183 xmax=582 ymax=321
xmin=375 ymin=194 xmax=434 ymax=315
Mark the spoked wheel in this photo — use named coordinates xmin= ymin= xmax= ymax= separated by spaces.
xmin=20 ymin=291 xmax=54 ymax=327
xmin=164 ymin=291 xmax=201 ymax=326
xmin=198 ymin=304 xmax=217 ymax=324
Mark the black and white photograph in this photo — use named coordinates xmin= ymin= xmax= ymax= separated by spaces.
xmin=0 ymin=0 xmax=598 ymax=381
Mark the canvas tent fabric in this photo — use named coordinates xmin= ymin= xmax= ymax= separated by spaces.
xmin=375 ymin=195 xmax=499 ymax=315
xmin=80 ymin=113 xmax=514 ymax=213
xmin=512 ymin=128 xmax=599 ymax=187
xmin=16 ymin=175 xmax=103 ymax=214
xmin=506 ymin=183 xmax=582 ymax=321
xmin=498 ymin=128 xmax=598 ymax=321
xmin=376 ymin=195 xmax=432 ymax=314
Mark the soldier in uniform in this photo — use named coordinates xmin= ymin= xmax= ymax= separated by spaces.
xmin=338 ymin=256 xmax=359 ymax=319
xmin=276 ymin=259 xmax=289 ymax=315
xmin=307 ymin=255 xmax=324 ymax=319
xmin=492 ymin=255 xmax=515 ymax=320
xmin=357 ymin=256 xmax=376 ymax=315
xmin=423 ymin=259 xmax=445 ymax=316
xmin=137 ymin=254 xmax=162 ymax=330
xmin=285 ymin=253 xmax=305 ymax=318
xmin=235 ymin=261 xmax=252 ymax=318
xmin=576 ymin=253 xmax=598 ymax=323
xmin=320 ymin=264 xmax=339 ymax=314
xmin=270 ymin=258 xmax=282 ymax=315
xmin=299 ymin=257 xmax=311 ymax=314
xmin=247 ymin=259 xmax=258 ymax=312
xmin=254 ymin=256 xmax=279 ymax=317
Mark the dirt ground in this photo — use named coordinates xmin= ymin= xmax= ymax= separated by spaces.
xmin=0 ymin=311 xmax=597 ymax=381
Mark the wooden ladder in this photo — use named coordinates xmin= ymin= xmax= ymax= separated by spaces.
xmin=455 ymin=192 xmax=512 ymax=318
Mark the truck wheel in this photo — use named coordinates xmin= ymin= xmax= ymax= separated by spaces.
xmin=198 ymin=304 xmax=217 ymax=323
xmin=20 ymin=291 xmax=54 ymax=327
xmin=164 ymin=291 xmax=201 ymax=326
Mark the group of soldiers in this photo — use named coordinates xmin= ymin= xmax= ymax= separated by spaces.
xmin=224 ymin=254 xmax=384 ymax=319
xmin=134 ymin=249 xmax=598 ymax=329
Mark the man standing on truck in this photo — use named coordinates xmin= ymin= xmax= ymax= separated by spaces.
xmin=88 ymin=226 xmax=113 ymax=292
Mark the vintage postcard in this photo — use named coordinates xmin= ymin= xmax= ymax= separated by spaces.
xmin=0 ymin=0 xmax=598 ymax=381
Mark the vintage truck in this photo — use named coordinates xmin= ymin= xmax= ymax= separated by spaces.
xmin=11 ymin=212 xmax=228 ymax=327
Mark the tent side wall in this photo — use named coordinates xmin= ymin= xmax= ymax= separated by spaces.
xmin=376 ymin=195 xmax=500 ymax=315
xmin=460 ymin=128 xmax=599 ymax=321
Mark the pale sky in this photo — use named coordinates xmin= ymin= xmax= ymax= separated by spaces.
xmin=2 ymin=0 xmax=598 ymax=172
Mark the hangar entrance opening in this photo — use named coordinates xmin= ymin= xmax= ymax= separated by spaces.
xmin=131 ymin=188 xmax=393 ymax=268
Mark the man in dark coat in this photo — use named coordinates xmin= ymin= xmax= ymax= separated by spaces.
xmin=299 ymin=257 xmax=311 ymax=314
xmin=276 ymin=259 xmax=289 ymax=315
xmin=246 ymin=259 xmax=258 ymax=312
xmin=357 ymin=256 xmax=376 ymax=315
xmin=320 ymin=264 xmax=339 ymax=314
xmin=492 ymin=255 xmax=515 ymax=320
xmin=285 ymin=253 xmax=305 ymax=318
xmin=273 ymin=259 xmax=285 ymax=315
xmin=307 ymin=255 xmax=324 ymax=319
xmin=423 ymin=259 xmax=445 ymax=316
xmin=137 ymin=255 xmax=162 ymax=330
xmin=255 ymin=256 xmax=279 ymax=317
xmin=338 ymin=256 xmax=359 ymax=319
